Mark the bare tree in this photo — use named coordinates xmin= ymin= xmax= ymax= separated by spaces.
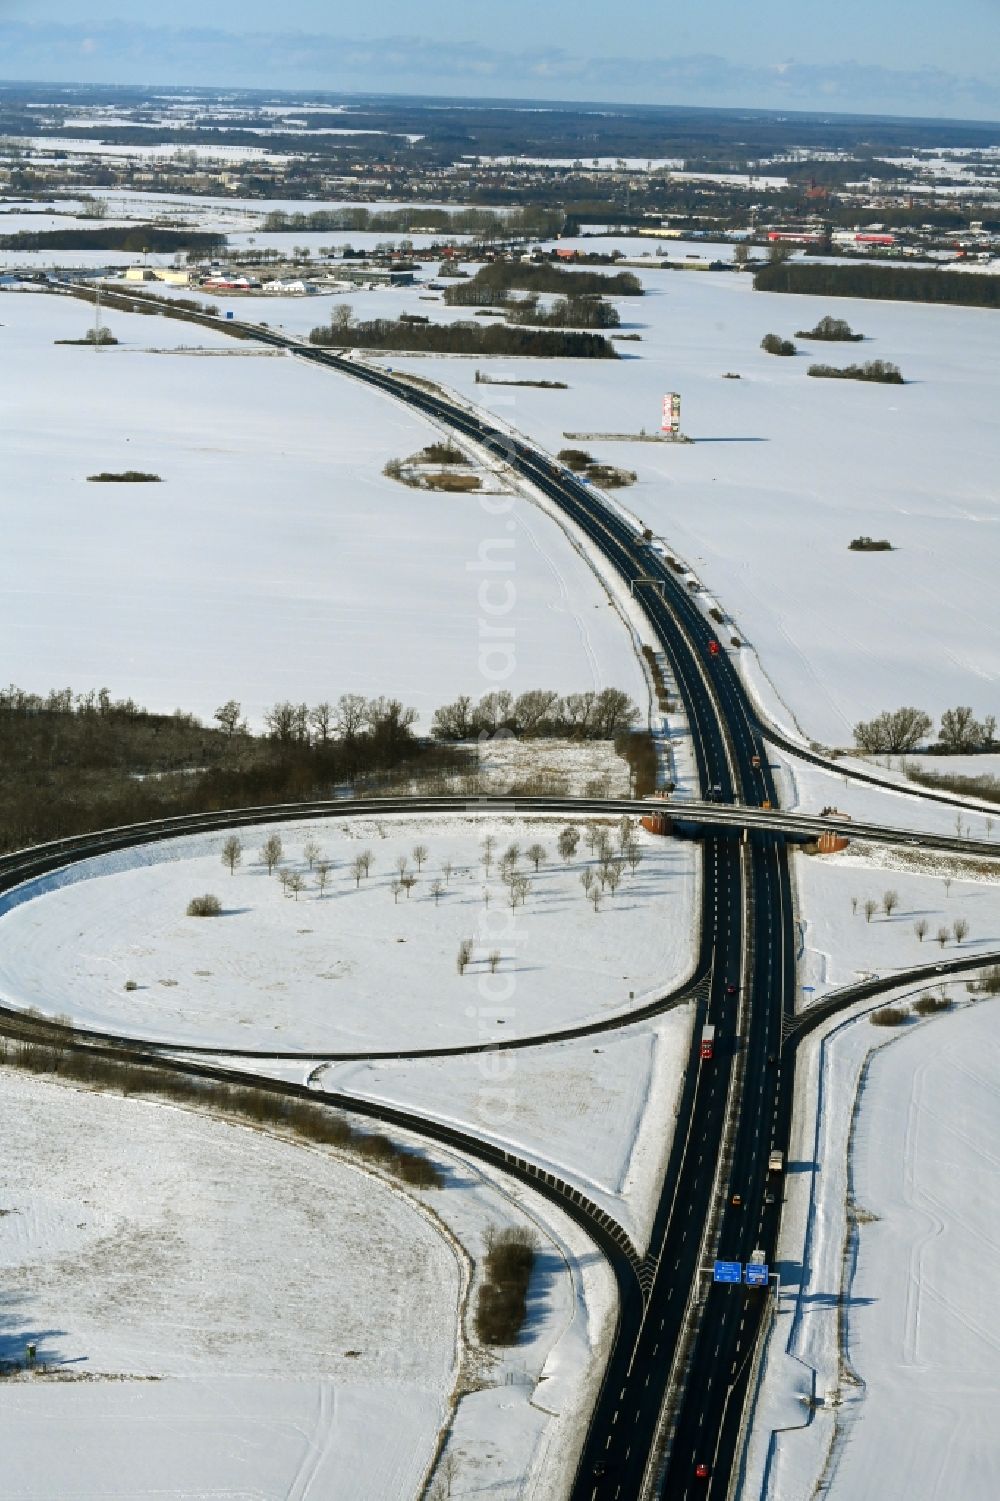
xmin=595 ymin=830 xmax=614 ymax=862
xmin=412 ymin=843 xmax=429 ymax=871
xmin=580 ymin=868 xmax=595 ymax=898
xmin=617 ymin=815 xmax=635 ymax=853
xmin=278 ymin=869 xmax=293 ymax=896
xmin=851 ymin=896 xmax=858 ymax=915
xmin=351 ymin=854 xmax=367 ymax=889
xmin=558 ymin=827 xmax=580 ymax=863
xmin=604 ymin=861 xmax=623 ymax=898
xmin=953 ymin=917 xmax=969 ymax=945
xmin=914 ymin=918 xmax=928 ymax=943
xmin=359 ymin=850 xmax=373 ymax=879
xmin=221 ymin=835 xmax=242 ymax=875
xmin=430 ymin=878 xmax=445 ymax=905
xmin=882 ymin=889 xmax=899 ymax=919
xmin=624 ymin=839 xmax=642 ymax=875
xmin=488 ymin=950 xmax=501 ymax=973
xmin=936 ymin=926 xmax=949 ymax=948
xmin=261 ymin=834 xmax=283 ymax=875
xmin=391 ymin=879 xmax=403 ymax=904
xmin=584 ymin=822 xmax=601 ymax=855
xmin=334 ymin=692 xmax=368 ymax=741
xmin=481 ymin=835 xmax=496 ymax=875
xmin=864 ymin=899 xmax=877 ymax=923
xmin=302 ymin=839 xmax=322 ymax=871
xmin=308 ymin=701 xmax=334 ymax=743
xmin=943 ymin=876 xmax=953 ymax=899
xmin=402 ymin=874 xmax=417 ymax=899
xmin=503 ymin=842 xmax=521 ymax=868
xmin=315 ymin=862 xmax=332 ymax=897
xmin=590 ymin=886 xmax=602 ymax=913
xmin=214 ymin=699 xmax=245 ymax=736
xmin=457 ymin=939 xmax=473 ymax=975
xmin=526 ymin=842 xmax=546 ymax=871
xmin=442 ymin=858 xmax=454 ymax=885
xmin=396 ymin=853 xmax=409 ymax=880
xmin=513 ymin=873 xmax=530 ymax=906
xmin=286 ymin=872 xmax=306 ymax=901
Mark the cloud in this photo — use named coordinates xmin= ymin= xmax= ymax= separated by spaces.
xmin=0 ymin=20 xmax=997 ymax=120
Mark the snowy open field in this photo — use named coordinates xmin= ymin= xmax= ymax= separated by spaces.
xmin=793 ymin=839 xmax=1000 ymax=1002
xmin=0 ymin=1062 xmax=617 ymax=1501
xmin=745 ymin=990 xmax=1000 ymax=1501
xmin=0 ymin=290 xmax=645 ymax=726
xmin=0 ymin=816 xmax=698 ymax=1051
xmin=0 ymin=1067 xmax=458 ymax=1500
xmin=370 ymin=260 xmax=1000 ymax=747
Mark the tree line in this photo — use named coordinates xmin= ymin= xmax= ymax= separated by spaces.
xmin=0 ymin=683 xmax=643 ymax=852
xmin=443 ymin=261 xmax=643 ymax=304
xmin=853 ymin=704 xmax=998 ymax=754
xmin=431 ymin=687 xmax=639 ymax=740
xmin=754 ymin=260 xmax=1000 ymax=310
xmin=261 ymin=206 xmax=562 ymax=237
xmin=308 ymin=313 xmax=617 ymax=359
xmin=0 ymin=226 xmax=225 ymax=253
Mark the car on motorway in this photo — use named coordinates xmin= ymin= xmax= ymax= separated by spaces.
xmin=731 ymin=1192 xmax=743 ymax=1207
xmin=708 ymin=638 xmax=720 ymax=656
xmin=725 ymin=982 xmax=738 ymax=995
xmin=695 ymin=1461 xmax=711 ymax=1479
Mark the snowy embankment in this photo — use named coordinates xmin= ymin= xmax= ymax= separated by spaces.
xmin=775 ymin=745 xmax=1000 ymax=842
xmin=0 ymin=816 xmax=699 ymax=1053
xmin=743 ymin=989 xmax=1000 ymax=1501
xmin=0 ymin=291 xmax=645 ymax=729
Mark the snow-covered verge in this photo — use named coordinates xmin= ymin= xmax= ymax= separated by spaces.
xmin=0 ymin=1066 xmax=459 ymax=1500
xmin=773 ymin=744 xmax=1000 ymax=842
xmin=0 ymin=290 xmax=645 ymax=729
xmin=232 ymin=1003 xmax=694 ymax=1253
xmin=792 ymin=840 xmax=1000 ymax=1003
xmin=0 ymin=816 xmax=699 ymax=1052
xmin=742 ymin=985 xmax=1000 ymax=1501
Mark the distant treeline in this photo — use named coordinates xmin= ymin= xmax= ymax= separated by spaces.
xmin=0 ymin=226 xmax=225 ymax=253
xmin=444 ymin=261 xmax=644 ymax=304
xmin=309 ymin=315 xmax=617 ymax=358
xmin=754 ymin=260 xmax=1000 ymax=309
xmin=261 ymin=207 xmax=562 ymax=237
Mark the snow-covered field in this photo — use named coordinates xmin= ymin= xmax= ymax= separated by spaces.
xmin=0 ymin=290 xmax=645 ymax=727
xmin=793 ymin=839 xmax=1000 ymax=1002
xmin=744 ymin=989 xmax=1000 ymax=1501
xmin=0 ymin=816 xmax=698 ymax=1051
xmin=0 ymin=1061 xmax=617 ymax=1501
xmin=307 ymin=1003 xmax=694 ymax=1250
xmin=372 ymin=261 xmax=1000 ymax=746
xmin=0 ymin=1067 xmax=458 ymax=1500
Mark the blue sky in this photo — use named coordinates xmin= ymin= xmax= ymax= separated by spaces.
xmin=1 ymin=1 xmax=998 ymax=119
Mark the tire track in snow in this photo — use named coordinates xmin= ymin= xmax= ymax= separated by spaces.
xmin=285 ymin=1379 xmax=335 ymax=1501
xmin=513 ymin=510 xmax=602 ymax=687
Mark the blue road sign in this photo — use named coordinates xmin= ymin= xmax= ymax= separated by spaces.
xmin=225 ymin=310 xmax=234 ymax=320
xmin=745 ymin=1262 xmax=769 ymax=1287
xmin=713 ymin=1260 xmax=742 ymax=1284
xmin=803 ymin=985 xmax=816 ymax=993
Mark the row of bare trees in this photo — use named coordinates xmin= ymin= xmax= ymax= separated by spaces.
xmin=853 ymin=704 xmax=998 ymax=754
xmin=431 ymin=687 xmax=639 ymax=741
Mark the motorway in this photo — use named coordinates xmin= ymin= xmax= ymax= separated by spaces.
xmin=25 ymin=289 xmax=1000 ymax=1498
